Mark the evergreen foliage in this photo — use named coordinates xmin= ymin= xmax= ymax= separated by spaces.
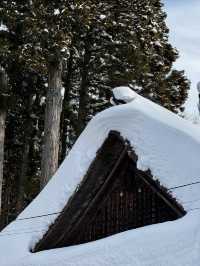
xmin=0 ymin=0 xmax=189 ymax=227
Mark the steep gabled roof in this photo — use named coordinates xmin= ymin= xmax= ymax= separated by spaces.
xmin=34 ymin=131 xmax=185 ymax=252
xmin=1 ymin=91 xmax=200 ymax=266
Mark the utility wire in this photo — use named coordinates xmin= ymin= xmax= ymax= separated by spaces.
xmin=5 ymin=180 xmax=200 ymax=223
xmin=0 ymin=225 xmax=48 ymax=235
xmin=14 ymin=180 xmax=200 ymax=222
xmin=17 ymin=212 xmax=61 ymax=221
xmin=0 ymin=229 xmax=46 ymax=238
xmin=0 ymin=206 xmax=200 ymax=238
xmin=1 ymin=180 xmax=200 ymax=238
xmin=169 ymin=180 xmax=200 ymax=190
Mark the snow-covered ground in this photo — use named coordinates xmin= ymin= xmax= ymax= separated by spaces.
xmin=1 ymin=88 xmax=200 ymax=265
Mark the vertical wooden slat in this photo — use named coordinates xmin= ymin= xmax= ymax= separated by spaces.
xmin=71 ymin=153 xmax=183 ymax=246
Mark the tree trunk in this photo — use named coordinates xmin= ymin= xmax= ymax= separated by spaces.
xmin=76 ymin=46 xmax=91 ymax=136
xmin=59 ymin=51 xmax=73 ymax=163
xmin=41 ymin=59 xmax=63 ymax=188
xmin=16 ymin=96 xmax=33 ymax=214
xmin=0 ymin=110 xmax=6 ymax=217
xmin=0 ymin=68 xmax=8 ymax=217
xmin=16 ymin=139 xmax=30 ymax=214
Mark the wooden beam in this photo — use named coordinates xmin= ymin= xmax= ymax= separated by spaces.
xmin=54 ymin=145 xmax=128 ymax=247
xmin=138 ymin=171 xmax=185 ymax=217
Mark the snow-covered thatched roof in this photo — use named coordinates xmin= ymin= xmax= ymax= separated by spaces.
xmin=1 ymin=88 xmax=200 ymax=266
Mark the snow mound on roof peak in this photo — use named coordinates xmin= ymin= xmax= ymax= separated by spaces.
xmin=113 ymin=86 xmax=137 ymax=103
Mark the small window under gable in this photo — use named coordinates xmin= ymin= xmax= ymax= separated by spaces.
xmin=33 ymin=131 xmax=185 ymax=252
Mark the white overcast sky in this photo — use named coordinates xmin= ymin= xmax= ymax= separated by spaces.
xmin=163 ymin=0 xmax=200 ymax=115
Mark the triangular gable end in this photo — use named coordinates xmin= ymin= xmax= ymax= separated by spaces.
xmin=33 ymin=131 xmax=185 ymax=252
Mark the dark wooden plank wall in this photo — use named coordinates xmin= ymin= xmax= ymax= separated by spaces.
xmin=33 ymin=131 xmax=185 ymax=252
xmin=34 ymin=131 xmax=126 ymax=251
xmin=69 ymin=155 xmax=178 ymax=245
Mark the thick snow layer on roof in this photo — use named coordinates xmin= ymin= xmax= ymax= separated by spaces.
xmin=113 ymin=86 xmax=137 ymax=103
xmin=1 ymin=89 xmax=200 ymax=265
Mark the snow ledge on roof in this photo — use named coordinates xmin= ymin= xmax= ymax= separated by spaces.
xmin=1 ymin=88 xmax=200 ymax=265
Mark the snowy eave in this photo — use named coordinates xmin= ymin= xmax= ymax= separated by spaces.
xmin=1 ymin=89 xmax=200 ymax=265
xmin=16 ymin=89 xmax=200 ymax=222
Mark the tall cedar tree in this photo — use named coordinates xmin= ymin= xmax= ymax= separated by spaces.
xmin=60 ymin=0 xmax=189 ymax=156
xmin=29 ymin=1 xmax=97 ymax=187
xmin=0 ymin=0 xmax=189 ymax=227
xmin=0 ymin=1 xmax=46 ymax=224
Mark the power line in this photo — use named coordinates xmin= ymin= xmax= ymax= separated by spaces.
xmin=0 ymin=206 xmax=200 ymax=238
xmin=182 ymin=197 xmax=200 ymax=205
xmin=169 ymin=180 xmax=200 ymax=190
xmin=17 ymin=211 xmax=61 ymax=221
xmin=0 ymin=229 xmax=45 ymax=238
xmin=11 ymin=180 xmax=200 ymax=223
xmin=0 ymin=180 xmax=199 ymax=238
xmin=189 ymin=207 xmax=200 ymax=212
xmin=0 ymin=225 xmax=48 ymax=235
